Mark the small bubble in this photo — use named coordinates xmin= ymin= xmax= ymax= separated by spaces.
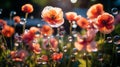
xmin=20 ymin=18 xmax=27 ymax=25
xmin=111 ymin=8 xmax=119 ymax=15
xmin=68 ymin=36 xmax=73 ymax=42
xmin=0 ymin=9 xmax=3 ymax=14
xmin=106 ymin=37 xmax=112 ymax=43
xmin=37 ymin=24 xmax=41 ymax=27
xmin=72 ymin=31 xmax=77 ymax=37
xmin=113 ymin=35 xmax=120 ymax=45
xmin=10 ymin=11 xmax=16 ymax=16
xmin=72 ymin=48 xmax=78 ymax=55
xmin=42 ymin=62 xmax=47 ymax=64
xmin=72 ymin=24 xmax=77 ymax=28
xmin=70 ymin=0 xmax=77 ymax=3
xmin=14 ymin=43 xmax=19 ymax=47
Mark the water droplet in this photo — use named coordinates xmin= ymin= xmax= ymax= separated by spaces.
xmin=113 ymin=35 xmax=120 ymax=45
xmin=14 ymin=43 xmax=19 ymax=47
xmin=0 ymin=9 xmax=3 ymax=14
xmin=42 ymin=62 xmax=47 ymax=64
xmin=111 ymin=8 xmax=119 ymax=15
xmin=20 ymin=18 xmax=27 ymax=25
xmin=63 ymin=46 xmax=67 ymax=52
xmin=106 ymin=37 xmax=112 ymax=43
xmin=70 ymin=0 xmax=77 ymax=3
xmin=68 ymin=36 xmax=73 ymax=42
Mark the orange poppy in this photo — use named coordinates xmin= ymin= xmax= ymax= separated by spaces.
xmin=2 ymin=25 xmax=14 ymax=37
xmin=30 ymin=43 xmax=41 ymax=54
xmin=51 ymin=52 xmax=63 ymax=61
xmin=96 ymin=13 xmax=115 ymax=34
xmin=40 ymin=25 xmax=53 ymax=36
xmin=41 ymin=6 xmax=64 ymax=27
xmin=13 ymin=16 xmax=21 ymax=23
xmin=50 ymin=38 xmax=58 ymax=51
xmin=74 ymin=34 xmax=97 ymax=52
xmin=21 ymin=4 xmax=33 ymax=13
xmin=76 ymin=17 xmax=89 ymax=29
xmin=29 ymin=27 xmax=39 ymax=34
xmin=65 ymin=12 xmax=77 ymax=21
xmin=87 ymin=3 xmax=104 ymax=19
xmin=0 ymin=19 xmax=7 ymax=26
xmin=10 ymin=50 xmax=28 ymax=62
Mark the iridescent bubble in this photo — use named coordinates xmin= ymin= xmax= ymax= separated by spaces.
xmin=111 ymin=8 xmax=119 ymax=15
xmin=0 ymin=9 xmax=3 ymax=14
xmin=20 ymin=18 xmax=27 ymax=25
xmin=106 ymin=37 xmax=112 ymax=43
xmin=113 ymin=35 xmax=120 ymax=45
xmin=70 ymin=0 xmax=77 ymax=3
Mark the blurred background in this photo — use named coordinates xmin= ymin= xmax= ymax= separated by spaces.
xmin=0 ymin=0 xmax=118 ymax=19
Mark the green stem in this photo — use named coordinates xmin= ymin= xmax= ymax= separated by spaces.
xmin=69 ymin=21 xmax=72 ymax=35
xmin=1 ymin=34 xmax=8 ymax=49
xmin=86 ymin=53 xmax=88 ymax=67
xmin=23 ymin=13 xmax=28 ymax=33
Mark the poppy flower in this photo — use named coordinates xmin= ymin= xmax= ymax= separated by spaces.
xmin=2 ymin=25 xmax=15 ymax=37
xmin=0 ymin=19 xmax=7 ymax=27
xmin=65 ymin=12 xmax=77 ymax=21
xmin=29 ymin=27 xmax=39 ymax=35
xmin=41 ymin=6 xmax=64 ymax=27
xmin=40 ymin=25 xmax=53 ymax=36
xmin=10 ymin=50 xmax=28 ymax=62
xmin=76 ymin=17 xmax=89 ymax=29
xmin=30 ymin=43 xmax=41 ymax=54
xmin=50 ymin=38 xmax=58 ymax=51
xmin=51 ymin=52 xmax=63 ymax=61
xmin=87 ymin=3 xmax=104 ymax=19
xmin=41 ymin=55 xmax=48 ymax=61
xmin=21 ymin=4 xmax=33 ymax=13
xmin=13 ymin=16 xmax=21 ymax=23
xmin=22 ymin=32 xmax=35 ymax=44
xmin=96 ymin=13 xmax=115 ymax=34
xmin=74 ymin=34 xmax=97 ymax=52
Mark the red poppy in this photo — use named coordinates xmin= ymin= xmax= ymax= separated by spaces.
xmin=96 ymin=13 xmax=115 ymax=34
xmin=41 ymin=6 xmax=64 ymax=27
xmin=29 ymin=27 xmax=39 ymax=34
xmin=74 ymin=34 xmax=97 ymax=52
xmin=50 ymin=38 xmax=58 ymax=51
xmin=10 ymin=50 xmax=28 ymax=62
xmin=21 ymin=4 xmax=33 ymax=13
xmin=51 ymin=52 xmax=63 ymax=61
xmin=13 ymin=16 xmax=21 ymax=23
xmin=40 ymin=25 xmax=53 ymax=36
xmin=87 ymin=3 xmax=104 ymax=19
xmin=30 ymin=43 xmax=41 ymax=54
xmin=76 ymin=17 xmax=89 ymax=29
xmin=65 ymin=12 xmax=77 ymax=21
xmin=2 ymin=25 xmax=15 ymax=37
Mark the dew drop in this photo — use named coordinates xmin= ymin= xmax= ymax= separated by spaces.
xmin=113 ymin=35 xmax=120 ymax=45
xmin=70 ymin=0 xmax=77 ymax=3
xmin=106 ymin=36 xmax=112 ymax=43
xmin=20 ymin=18 xmax=27 ymax=25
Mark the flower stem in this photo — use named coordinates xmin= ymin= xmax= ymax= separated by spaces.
xmin=1 ymin=34 xmax=8 ymax=49
xmin=69 ymin=21 xmax=72 ymax=35
xmin=23 ymin=13 xmax=28 ymax=33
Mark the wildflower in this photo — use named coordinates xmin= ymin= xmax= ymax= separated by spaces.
xmin=50 ymin=38 xmax=58 ymax=51
xmin=74 ymin=34 xmax=97 ymax=52
xmin=13 ymin=16 xmax=21 ymax=23
xmin=41 ymin=6 xmax=64 ymax=27
xmin=40 ymin=25 xmax=53 ymax=36
xmin=41 ymin=55 xmax=48 ymax=61
xmin=76 ymin=17 xmax=89 ymax=29
xmin=65 ymin=12 xmax=77 ymax=21
xmin=30 ymin=43 xmax=41 ymax=54
xmin=87 ymin=3 xmax=104 ymax=19
xmin=22 ymin=32 xmax=35 ymax=44
xmin=21 ymin=4 xmax=33 ymax=13
xmin=10 ymin=50 xmax=28 ymax=62
xmin=51 ymin=52 xmax=63 ymax=61
xmin=29 ymin=27 xmax=39 ymax=34
xmin=2 ymin=25 xmax=15 ymax=37
xmin=96 ymin=13 xmax=115 ymax=34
